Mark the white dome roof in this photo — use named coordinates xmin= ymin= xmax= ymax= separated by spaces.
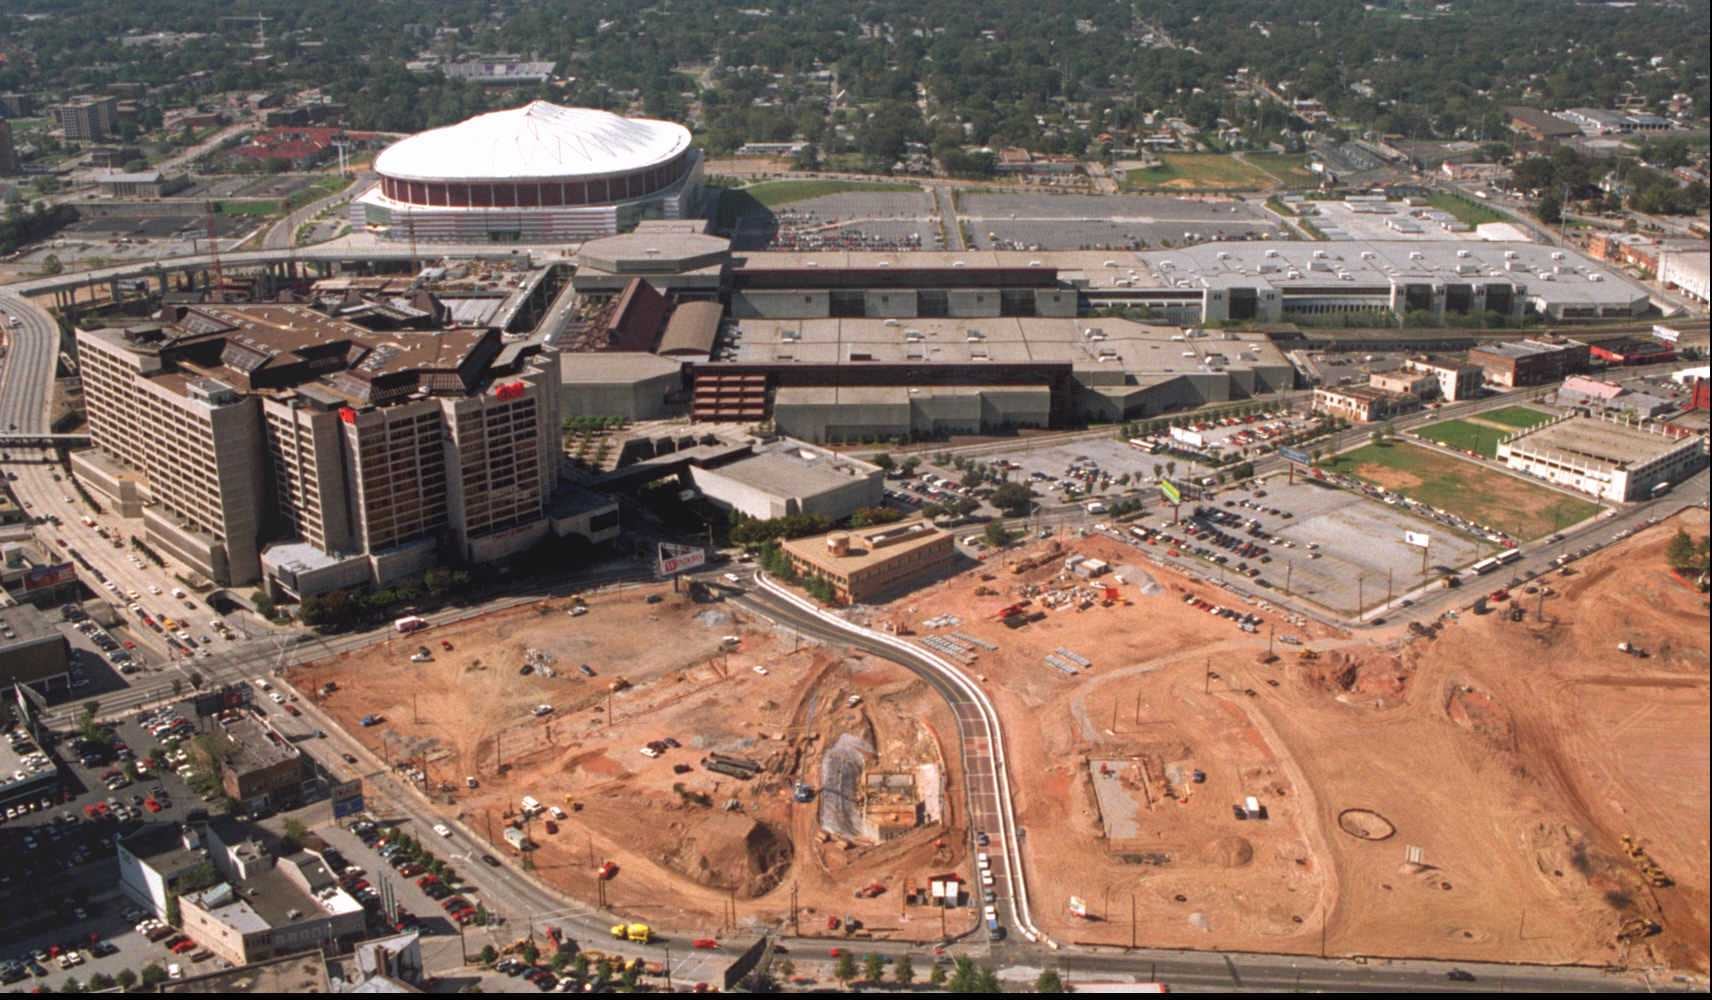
xmin=374 ymin=101 xmax=692 ymax=183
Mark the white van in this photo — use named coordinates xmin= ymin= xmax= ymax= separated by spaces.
xmin=520 ymin=795 xmax=542 ymax=816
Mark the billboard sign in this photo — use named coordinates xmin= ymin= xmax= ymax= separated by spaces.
xmin=21 ymin=562 xmax=76 ymax=591
xmin=331 ymin=778 xmax=365 ymax=819
xmin=1159 ymin=479 xmax=1181 ymax=504
xmin=1169 ymin=425 xmax=1204 ymax=448
xmin=1277 ymin=446 xmax=1312 ymax=466
xmin=1404 ymin=531 xmax=1430 ymax=548
xmin=657 ymin=543 xmax=707 ymax=576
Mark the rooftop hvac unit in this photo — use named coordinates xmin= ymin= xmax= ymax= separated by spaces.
xmin=884 ymin=318 xmax=900 ymax=326
xmin=805 ymin=261 xmax=818 ymax=268
xmin=1504 ymin=250 xmax=1519 ymax=259
xmin=1551 ymin=251 xmax=1565 ymax=260
xmin=1360 ymin=250 xmax=1377 ymax=259
xmin=1265 ymin=249 xmax=1280 ymax=257
xmin=1456 ymin=249 xmax=1471 ymax=258
xmin=952 ymin=260 xmax=966 ymax=268
xmin=1029 ymin=259 xmax=1043 ymax=267
xmin=1409 ymin=251 xmax=1425 ymax=260
xmin=878 ymin=260 xmax=891 ymax=267
xmin=1589 ymin=273 xmax=1604 ymax=282
xmin=1104 ymin=259 xmax=1118 ymax=268
xmin=1313 ymin=249 xmax=1329 ymax=259
xmin=1216 ymin=251 xmax=1230 ymax=259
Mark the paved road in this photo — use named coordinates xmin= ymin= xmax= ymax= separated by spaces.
xmin=261 ymin=172 xmax=374 ymax=250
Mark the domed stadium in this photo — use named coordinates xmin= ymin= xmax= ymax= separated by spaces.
xmin=355 ymin=101 xmax=703 ymax=242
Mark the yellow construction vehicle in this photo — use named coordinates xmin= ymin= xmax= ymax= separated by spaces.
xmin=1297 ymin=649 xmax=1319 ymax=661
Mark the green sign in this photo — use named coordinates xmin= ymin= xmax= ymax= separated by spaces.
xmin=1159 ymin=479 xmax=1181 ymax=504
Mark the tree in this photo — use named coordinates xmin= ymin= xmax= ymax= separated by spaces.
xmin=872 ymin=452 xmax=895 ymax=472
xmin=480 ymin=944 xmax=498 ymax=965
xmin=1036 ymin=967 xmax=1066 ymax=992
xmin=900 ymin=456 xmax=921 ymax=477
xmin=895 ymin=954 xmax=915 ymax=987
xmin=1665 ymin=528 xmax=1695 ymax=570
xmin=863 ymin=953 xmax=886 ymax=986
xmin=1536 ymin=192 xmax=1563 ymax=225
xmin=983 ymin=522 xmax=1014 ymax=548
xmin=282 ymin=818 xmax=308 ymax=852
xmin=834 ymin=951 xmax=857 ymax=987
xmin=929 ymin=963 xmax=948 ymax=987
xmin=949 ymin=956 xmax=981 ymax=992
xmin=990 ymin=481 xmax=1036 ymax=516
xmin=115 ymin=969 xmax=138 ymax=991
xmin=520 ymin=941 xmax=540 ymax=965
xmin=140 ymin=964 xmax=169 ymax=987
xmin=976 ymin=967 xmax=1002 ymax=992
xmin=251 ymin=589 xmax=276 ymax=619
xmin=62 ymin=976 xmax=86 ymax=993
xmin=42 ymin=253 xmax=63 ymax=275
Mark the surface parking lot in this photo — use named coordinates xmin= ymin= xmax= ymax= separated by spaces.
xmin=959 ymin=192 xmax=1285 ymax=250
xmin=1241 ymin=476 xmax=1483 ymax=614
xmin=2 ymin=705 xmax=211 ymax=987
xmin=983 ymin=437 xmax=1218 ymax=494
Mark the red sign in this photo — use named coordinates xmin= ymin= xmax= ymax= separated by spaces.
xmin=493 ymin=381 xmax=527 ymax=401
xmin=339 ymin=407 xmax=358 ymax=424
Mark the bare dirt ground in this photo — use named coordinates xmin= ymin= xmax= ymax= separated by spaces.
xmin=871 ymin=515 xmax=1709 ymax=971
xmin=291 ymin=582 xmax=975 ymax=943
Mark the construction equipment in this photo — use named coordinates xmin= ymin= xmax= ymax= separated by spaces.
xmin=1620 ymin=835 xmax=1673 ymax=888
xmin=854 ymin=882 xmax=886 ymax=899
xmin=1297 ymin=648 xmax=1319 ymax=661
xmin=1616 ymin=916 xmax=1662 ymax=943
xmin=610 ymin=922 xmax=652 ymax=943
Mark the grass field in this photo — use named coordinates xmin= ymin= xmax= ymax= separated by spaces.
xmin=1475 ymin=405 xmax=1554 ymax=429
xmin=1327 ymin=441 xmax=1601 ymax=540
xmin=1415 ymin=418 xmax=1509 ymax=457
xmin=1244 ymin=152 xmax=1319 ymax=187
xmin=1425 ymin=192 xmax=1508 ymax=227
xmin=1120 ymin=154 xmax=1277 ymax=191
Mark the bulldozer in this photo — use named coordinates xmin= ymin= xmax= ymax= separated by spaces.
xmin=1620 ymin=834 xmax=1674 ymax=888
xmin=1297 ymin=649 xmax=1319 ymax=661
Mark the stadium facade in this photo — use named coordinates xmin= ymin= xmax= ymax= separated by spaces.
xmin=355 ymin=101 xmax=704 ymax=242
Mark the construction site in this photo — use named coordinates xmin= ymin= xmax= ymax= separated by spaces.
xmin=289 ymin=581 xmax=977 ymax=943
xmin=864 ymin=510 xmax=1708 ymax=969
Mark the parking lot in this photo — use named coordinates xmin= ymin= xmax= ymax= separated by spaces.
xmin=972 ymin=436 xmax=1220 ymax=496
xmin=1231 ymin=476 xmax=1483 ymax=614
xmin=958 ymin=192 xmax=1285 ymax=250
xmin=1 ymin=705 xmax=212 ymax=988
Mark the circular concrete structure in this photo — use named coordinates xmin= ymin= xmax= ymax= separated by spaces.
xmin=357 ymin=101 xmax=703 ymax=242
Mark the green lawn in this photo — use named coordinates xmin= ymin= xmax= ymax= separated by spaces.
xmin=1326 ymin=441 xmax=1601 ymax=540
xmin=1424 ymin=192 xmax=1508 ymax=227
xmin=1475 ymin=405 xmax=1554 ymax=430
xmin=1414 ymin=419 xmax=1508 ymax=457
xmin=1244 ymin=153 xmax=1319 ymax=187
xmin=1119 ymin=154 xmax=1277 ymax=191
xmin=215 ymin=200 xmax=282 ymax=216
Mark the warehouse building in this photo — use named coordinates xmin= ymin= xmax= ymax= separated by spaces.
xmin=687 ymin=439 xmax=883 ymax=521
xmin=781 ymin=520 xmax=957 ymax=604
xmin=1658 ymin=249 xmax=1709 ymax=306
xmin=1590 ymin=338 xmax=1677 ymax=366
xmin=1467 ymin=338 xmax=1591 ymax=388
xmin=1495 ymin=414 xmax=1707 ymax=501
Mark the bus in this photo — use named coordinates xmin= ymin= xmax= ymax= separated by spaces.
xmin=1471 ymin=557 xmax=1501 ymax=575
xmin=1128 ymin=437 xmax=1163 ymax=454
xmin=1495 ymin=549 xmax=1523 ymax=566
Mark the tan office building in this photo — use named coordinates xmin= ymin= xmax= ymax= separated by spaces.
xmin=781 ymin=520 xmax=956 ymax=604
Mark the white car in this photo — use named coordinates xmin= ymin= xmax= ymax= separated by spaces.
xmin=433 ymin=823 xmax=452 ymax=838
xmin=723 ymin=572 xmax=742 ymax=584
xmin=752 ymin=665 xmax=768 ymax=676
xmin=639 ymin=746 xmax=661 ymax=758
xmin=531 ymin=704 xmax=553 ymax=717
xmin=148 ymin=585 xmax=161 ymax=595
xmin=269 ymin=692 xmax=285 ymax=704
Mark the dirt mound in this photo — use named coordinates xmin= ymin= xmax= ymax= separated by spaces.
xmin=660 ymin=811 xmax=794 ymax=898
xmin=1304 ymin=649 xmax=1413 ymax=703
xmin=1445 ymin=685 xmax=1515 ymax=752
xmin=1202 ymin=835 xmax=1255 ymax=867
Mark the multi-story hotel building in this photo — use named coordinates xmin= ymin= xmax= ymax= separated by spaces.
xmin=73 ymin=304 xmax=566 ymax=594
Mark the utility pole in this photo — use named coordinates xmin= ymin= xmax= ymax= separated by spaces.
xmin=1130 ymin=893 xmax=1137 ymax=951
xmin=1203 ymin=657 xmax=1211 ymax=694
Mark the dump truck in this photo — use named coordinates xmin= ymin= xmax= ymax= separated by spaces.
xmin=610 ymin=922 xmax=652 ymax=943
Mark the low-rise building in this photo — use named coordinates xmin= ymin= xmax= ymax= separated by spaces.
xmin=1659 ymin=249 xmax=1710 ymax=306
xmin=216 ymin=714 xmax=309 ymax=811
xmin=1467 ymin=338 xmax=1590 ymax=388
xmin=1312 ymin=384 xmax=1422 ymax=424
xmin=780 ymin=520 xmax=957 ymax=604
xmin=1589 ymin=338 xmax=1676 ymax=367
xmin=0 ymin=604 xmax=71 ymax=696
xmin=1367 ymin=369 xmax=1439 ymax=399
xmin=1495 ymin=414 xmax=1706 ymax=501
xmin=179 ymin=849 xmax=366 ymax=967
xmin=1403 ymin=355 xmax=1484 ymax=401
xmin=95 ymin=171 xmax=188 ymax=199
xmin=689 ymin=438 xmax=883 ymax=521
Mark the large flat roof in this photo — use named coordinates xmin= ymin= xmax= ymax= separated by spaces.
xmin=161 ymin=950 xmax=330 ymax=994
xmin=723 ymin=316 xmax=1288 ymax=375
xmin=1505 ymin=416 xmax=1699 ymax=472
xmin=557 ymin=351 xmax=683 ymax=383
xmin=703 ymin=440 xmax=878 ymax=498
